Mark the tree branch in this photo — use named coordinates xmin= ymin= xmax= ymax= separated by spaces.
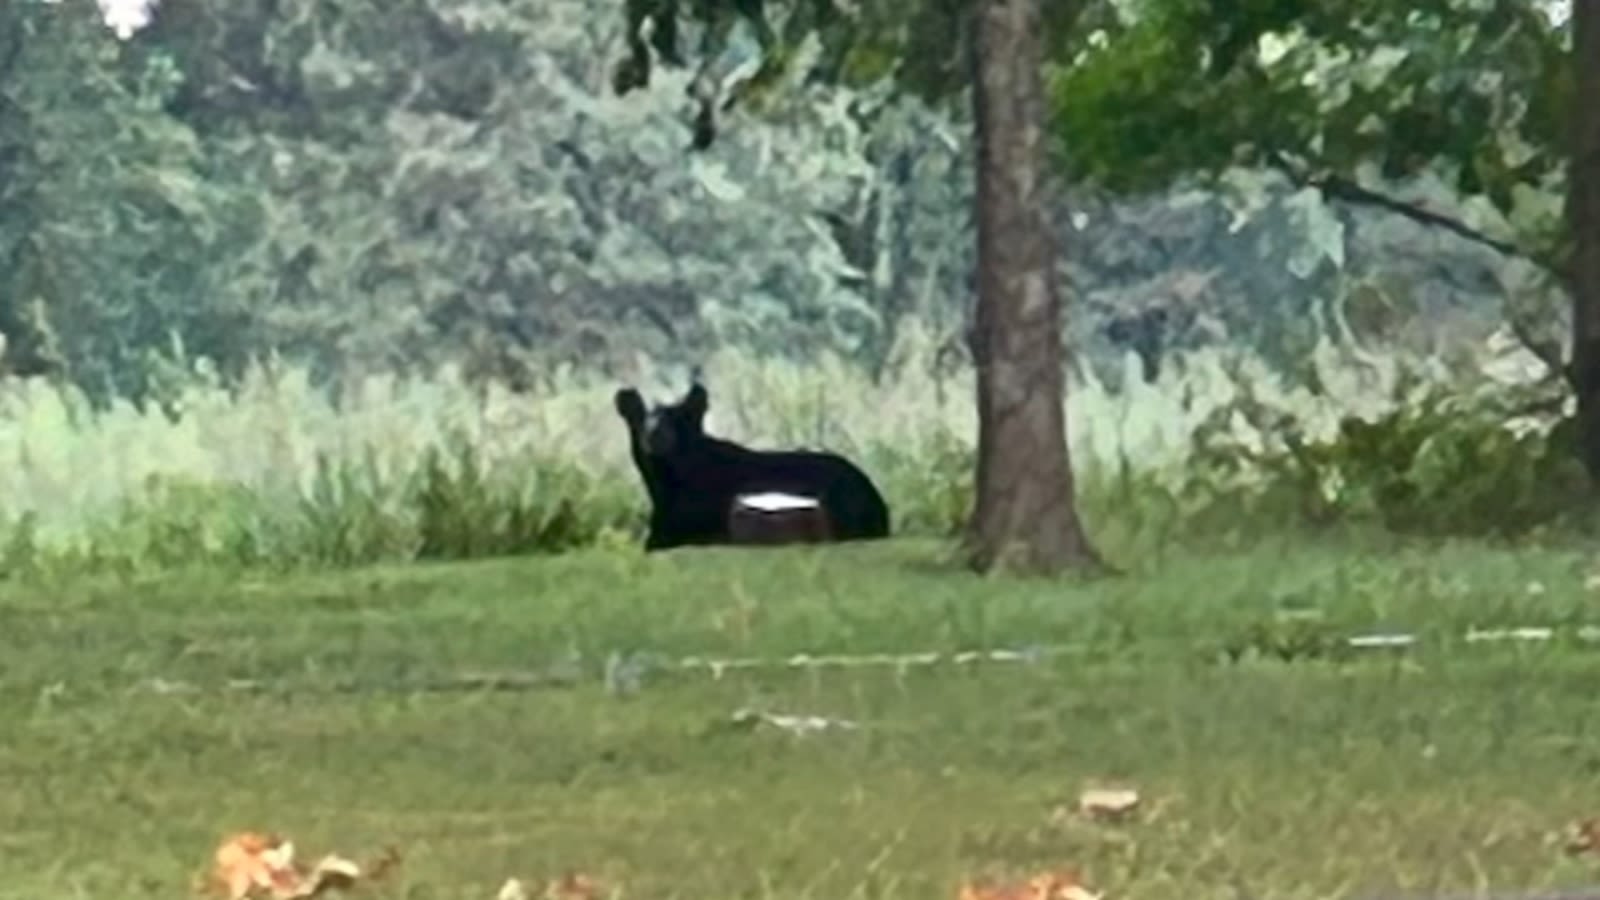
xmin=1268 ymin=152 xmax=1574 ymax=383
xmin=1267 ymin=152 xmax=1527 ymax=260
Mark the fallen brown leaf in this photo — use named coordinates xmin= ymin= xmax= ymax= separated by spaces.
xmin=206 ymin=832 xmax=399 ymax=900
xmin=295 ymin=856 xmax=362 ymax=900
xmin=210 ymin=832 xmax=302 ymax=900
xmin=1078 ymin=788 xmax=1140 ymax=821
xmin=1566 ymin=819 xmax=1600 ymax=855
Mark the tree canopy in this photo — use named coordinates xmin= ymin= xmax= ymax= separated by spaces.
xmin=0 ymin=0 xmax=1579 ymax=414
xmin=614 ymin=0 xmax=1568 ymax=267
xmin=1054 ymin=0 xmax=1570 ymax=267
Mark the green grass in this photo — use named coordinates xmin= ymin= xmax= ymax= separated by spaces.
xmin=6 ymin=536 xmax=1600 ymax=900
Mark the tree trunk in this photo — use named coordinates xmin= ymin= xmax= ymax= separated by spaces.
xmin=963 ymin=0 xmax=1104 ymax=575
xmin=1571 ymin=0 xmax=1600 ymax=479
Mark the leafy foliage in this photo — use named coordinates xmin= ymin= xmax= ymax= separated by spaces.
xmin=1052 ymin=0 xmax=1570 ymax=268
xmin=0 ymin=436 xmax=640 ymax=578
xmin=413 ymin=435 xmax=621 ymax=559
xmin=1184 ymin=379 xmax=1594 ymax=539
xmin=1217 ymin=612 xmax=1353 ymax=664
xmin=0 ymin=0 xmax=249 ymax=399
xmin=0 ymin=0 xmax=1560 ymax=413
xmin=863 ymin=426 xmax=975 ymax=537
xmin=126 ymin=0 xmax=927 ymax=385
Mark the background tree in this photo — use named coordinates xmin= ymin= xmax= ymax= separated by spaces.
xmin=1047 ymin=0 xmax=1595 ymax=466
xmin=1571 ymin=0 xmax=1600 ymax=473
xmin=964 ymin=0 xmax=1103 ymax=572
xmin=0 ymin=0 xmax=245 ymax=400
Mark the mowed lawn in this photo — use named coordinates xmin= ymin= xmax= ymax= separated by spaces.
xmin=4 ymin=536 xmax=1600 ymax=900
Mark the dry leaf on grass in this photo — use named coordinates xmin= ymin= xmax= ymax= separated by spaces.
xmin=497 ymin=878 xmax=530 ymax=900
xmin=958 ymin=868 xmax=1101 ymax=900
xmin=1565 ymin=819 xmax=1600 ymax=855
xmin=207 ymin=831 xmax=399 ymax=900
xmin=1048 ymin=787 xmax=1142 ymax=828
xmin=1077 ymin=788 xmax=1140 ymax=821
xmin=298 ymin=854 xmax=366 ymax=898
xmin=209 ymin=832 xmax=301 ymax=900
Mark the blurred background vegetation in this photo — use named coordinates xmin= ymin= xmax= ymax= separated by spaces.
xmin=0 ymin=0 xmax=1588 ymax=577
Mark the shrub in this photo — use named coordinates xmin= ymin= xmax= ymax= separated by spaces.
xmin=1181 ymin=378 xmax=1594 ymax=538
xmin=865 ymin=426 xmax=975 ymax=538
xmin=411 ymin=434 xmax=640 ymax=560
xmin=0 ymin=445 xmax=643 ymax=579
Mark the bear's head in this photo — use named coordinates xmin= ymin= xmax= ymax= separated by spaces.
xmin=614 ymin=382 xmax=708 ymax=458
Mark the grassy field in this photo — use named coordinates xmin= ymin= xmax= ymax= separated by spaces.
xmin=5 ymin=534 xmax=1600 ymax=900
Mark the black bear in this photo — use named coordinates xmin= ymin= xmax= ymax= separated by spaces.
xmin=614 ymin=382 xmax=892 ymax=551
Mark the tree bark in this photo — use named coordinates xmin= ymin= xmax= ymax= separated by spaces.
xmin=1570 ymin=0 xmax=1600 ymax=479
xmin=963 ymin=0 xmax=1104 ymax=574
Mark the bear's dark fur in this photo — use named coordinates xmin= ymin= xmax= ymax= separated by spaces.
xmin=614 ymin=382 xmax=891 ymax=551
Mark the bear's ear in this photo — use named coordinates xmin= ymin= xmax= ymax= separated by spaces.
xmin=682 ymin=383 xmax=708 ymax=421
xmin=614 ymin=388 xmax=646 ymax=423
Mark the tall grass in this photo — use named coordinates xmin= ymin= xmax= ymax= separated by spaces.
xmin=0 ymin=320 xmax=1566 ymax=576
